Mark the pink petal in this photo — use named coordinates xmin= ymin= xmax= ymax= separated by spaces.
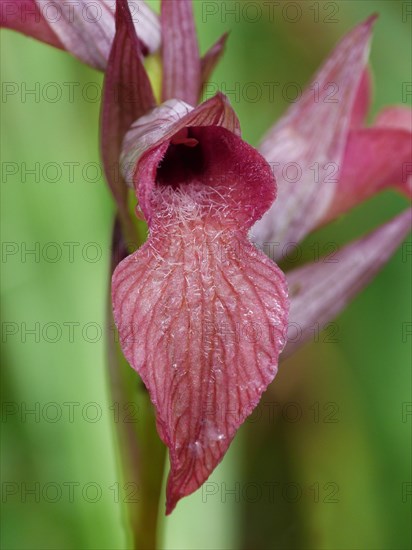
xmin=1 ymin=0 xmax=160 ymax=70
xmin=252 ymin=16 xmax=376 ymax=260
xmin=121 ymin=93 xmax=241 ymax=199
xmin=161 ymin=0 xmax=201 ymax=106
xmin=350 ymin=69 xmax=372 ymax=128
xmin=0 ymin=0 xmax=62 ymax=48
xmin=112 ymin=126 xmax=289 ymax=513
xmin=321 ymin=126 xmax=412 ymax=223
xmin=284 ymin=208 xmax=411 ymax=358
xmin=375 ymin=106 xmax=412 ymax=132
xmin=101 ymin=0 xmax=155 ymax=213
xmin=200 ymin=33 xmax=229 ymax=89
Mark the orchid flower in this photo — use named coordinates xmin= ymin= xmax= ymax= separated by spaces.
xmin=3 ymin=0 xmax=411 ymax=517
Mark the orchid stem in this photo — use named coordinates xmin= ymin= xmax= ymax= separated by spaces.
xmin=118 ymin=202 xmax=140 ymax=250
xmin=107 ymin=216 xmax=166 ymax=549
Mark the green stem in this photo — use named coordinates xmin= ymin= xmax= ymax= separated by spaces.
xmin=118 ymin=201 xmax=140 ymax=250
xmin=107 ymin=215 xmax=166 ymax=550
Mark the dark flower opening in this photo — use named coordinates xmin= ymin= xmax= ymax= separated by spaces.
xmin=156 ymin=127 xmax=205 ymax=189
xmin=140 ymin=125 xmax=277 ymax=228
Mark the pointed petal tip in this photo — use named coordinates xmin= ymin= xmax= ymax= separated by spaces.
xmin=355 ymin=13 xmax=377 ymax=47
xmin=215 ymin=90 xmax=231 ymax=105
xmin=357 ymin=14 xmax=378 ymax=44
xmin=165 ymin=479 xmax=182 ymax=515
xmin=165 ymin=497 xmax=175 ymax=516
xmin=365 ymin=13 xmax=379 ymax=27
xmin=200 ymin=31 xmax=230 ymax=87
xmin=255 ymin=14 xmax=377 ymax=256
xmin=349 ymin=14 xmax=377 ymax=43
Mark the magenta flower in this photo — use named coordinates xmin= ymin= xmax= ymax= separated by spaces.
xmin=3 ymin=0 xmax=411 ymax=516
xmin=115 ymin=97 xmax=289 ymax=514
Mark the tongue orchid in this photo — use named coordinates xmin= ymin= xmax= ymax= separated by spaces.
xmin=3 ymin=0 xmax=410 ymax=515
xmin=114 ymin=96 xmax=289 ymax=513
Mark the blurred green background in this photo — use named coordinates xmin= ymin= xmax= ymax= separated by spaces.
xmin=1 ymin=1 xmax=411 ymax=548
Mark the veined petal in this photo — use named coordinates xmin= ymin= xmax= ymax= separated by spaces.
xmin=0 ymin=0 xmax=62 ymax=48
xmin=101 ymin=0 xmax=155 ymax=212
xmin=252 ymin=16 xmax=375 ymax=259
xmin=284 ymin=208 xmax=411 ymax=358
xmin=121 ymin=93 xmax=241 ymax=192
xmin=112 ymin=126 xmax=289 ymax=513
xmin=200 ymin=33 xmax=229 ymax=91
xmin=321 ymin=126 xmax=412 ymax=224
xmin=0 ymin=0 xmax=160 ymax=70
xmin=161 ymin=0 xmax=201 ymax=106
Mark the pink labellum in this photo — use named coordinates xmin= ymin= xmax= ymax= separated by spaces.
xmin=252 ymin=16 xmax=376 ymax=259
xmin=0 ymin=0 xmax=160 ymax=69
xmin=284 ymin=208 xmax=411 ymax=358
xmin=112 ymin=122 xmax=289 ymax=513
